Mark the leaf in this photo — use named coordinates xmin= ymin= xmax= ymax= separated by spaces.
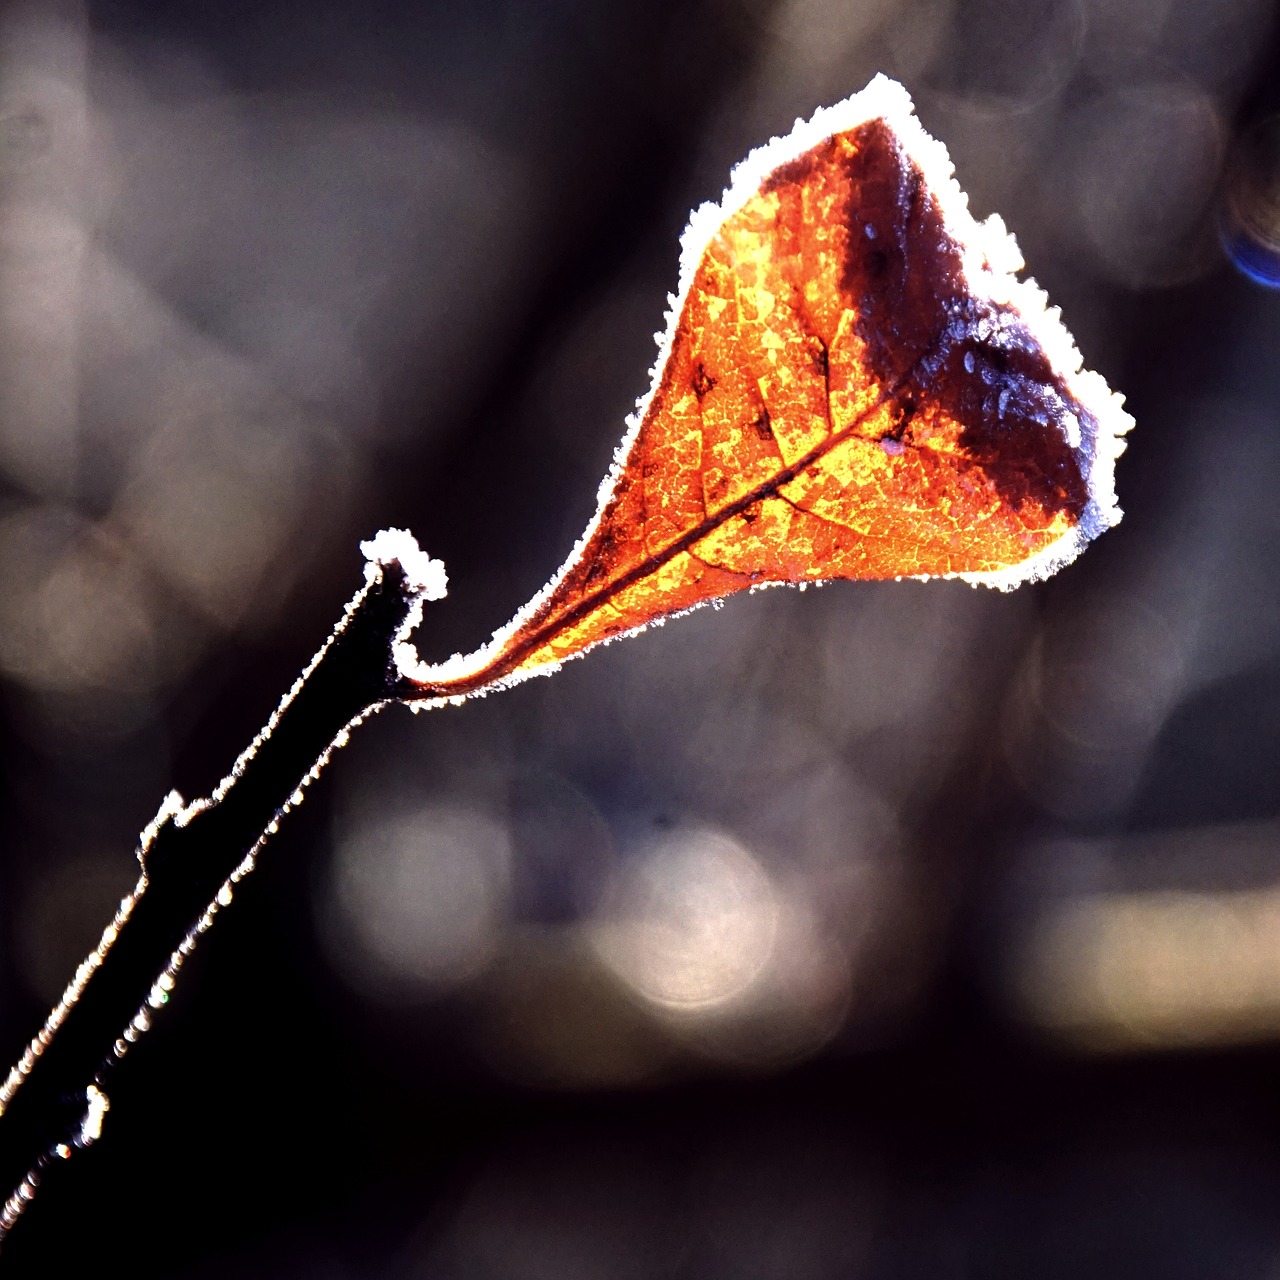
xmin=400 ymin=75 xmax=1132 ymax=702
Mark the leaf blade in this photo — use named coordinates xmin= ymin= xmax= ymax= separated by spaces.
xmin=404 ymin=75 xmax=1131 ymax=701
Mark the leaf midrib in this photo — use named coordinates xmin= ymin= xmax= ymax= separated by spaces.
xmin=410 ymin=370 xmax=907 ymax=698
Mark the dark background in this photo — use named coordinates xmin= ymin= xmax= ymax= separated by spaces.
xmin=2 ymin=0 xmax=1280 ymax=1273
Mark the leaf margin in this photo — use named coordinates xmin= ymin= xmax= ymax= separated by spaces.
xmin=396 ymin=74 xmax=1134 ymax=704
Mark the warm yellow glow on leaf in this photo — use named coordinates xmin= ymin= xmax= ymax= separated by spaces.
xmin=401 ymin=75 xmax=1131 ymax=703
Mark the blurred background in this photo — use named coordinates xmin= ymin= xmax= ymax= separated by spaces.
xmin=1 ymin=0 xmax=1279 ymax=1273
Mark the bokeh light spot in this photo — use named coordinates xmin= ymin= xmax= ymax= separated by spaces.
xmin=1221 ymin=114 xmax=1280 ymax=288
xmin=1068 ymin=80 xmax=1223 ymax=289
xmin=324 ymin=803 xmax=513 ymax=997
xmin=0 ymin=505 xmax=158 ymax=706
xmin=592 ymin=826 xmax=778 ymax=1011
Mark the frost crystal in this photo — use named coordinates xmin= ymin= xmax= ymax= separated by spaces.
xmin=360 ymin=528 xmax=448 ymax=600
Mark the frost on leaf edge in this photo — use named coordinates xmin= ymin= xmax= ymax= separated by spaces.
xmin=400 ymin=74 xmax=1134 ymax=698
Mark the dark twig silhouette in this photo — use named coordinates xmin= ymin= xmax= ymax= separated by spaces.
xmin=0 ymin=551 xmax=423 ymax=1238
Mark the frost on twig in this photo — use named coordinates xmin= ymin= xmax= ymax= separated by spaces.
xmin=0 ymin=533 xmax=446 ymax=1241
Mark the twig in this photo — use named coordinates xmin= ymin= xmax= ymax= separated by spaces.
xmin=0 ymin=544 xmax=429 ymax=1240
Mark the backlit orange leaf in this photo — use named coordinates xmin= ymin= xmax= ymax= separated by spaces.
xmin=399 ymin=75 xmax=1131 ymax=703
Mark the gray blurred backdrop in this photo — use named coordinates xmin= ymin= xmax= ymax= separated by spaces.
xmin=2 ymin=0 xmax=1280 ymax=1274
